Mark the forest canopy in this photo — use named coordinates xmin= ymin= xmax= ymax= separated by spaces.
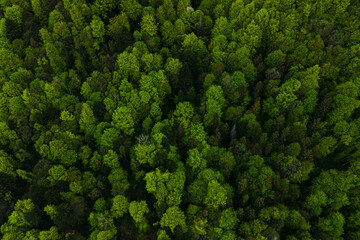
xmin=1 ymin=0 xmax=360 ymax=239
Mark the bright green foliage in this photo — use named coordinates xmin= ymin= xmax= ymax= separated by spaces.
xmin=116 ymin=52 xmax=140 ymax=78
xmin=134 ymin=143 xmax=156 ymax=165
xmin=212 ymin=17 xmax=231 ymax=39
xmin=144 ymin=168 xmax=186 ymax=206
xmin=295 ymin=65 xmax=320 ymax=92
xmin=95 ymin=230 xmax=117 ymax=240
xmin=139 ymin=70 xmax=171 ymax=104
xmin=157 ymin=229 xmax=171 ymax=240
xmin=53 ymin=22 xmax=71 ymax=40
xmin=187 ymin=168 xmax=224 ymax=205
xmin=48 ymin=10 xmax=65 ymax=30
xmin=129 ymin=200 xmax=149 ymax=224
xmin=160 ymin=206 xmax=187 ymax=233
xmin=165 ymin=57 xmax=183 ymax=77
xmin=161 ymin=21 xmax=176 ymax=46
xmin=311 ymin=169 xmax=357 ymax=210
xmin=219 ymin=208 xmax=239 ymax=230
xmin=203 ymin=85 xmax=226 ymax=127
xmin=140 ymin=14 xmax=158 ymax=38
xmin=90 ymin=16 xmax=105 ymax=49
xmin=0 ymin=48 xmax=22 ymax=73
xmin=48 ymin=140 xmax=67 ymax=160
xmin=205 ymin=180 xmax=228 ymax=209
xmin=4 ymin=5 xmax=22 ymax=24
xmin=7 ymin=199 xmax=35 ymax=228
xmin=156 ymin=3 xmax=175 ymax=25
xmin=79 ymin=103 xmax=97 ymax=134
xmin=239 ymin=21 xmax=262 ymax=51
xmin=88 ymin=211 xmax=117 ymax=238
xmin=328 ymin=93 xmax=360 ymax=125
xmin=111 ymin=195 xmax=129 ymax=218
xmin=0 ymin=150 xmax=17 ymax=177
xmin=141 ymin=53 xmax=163 ymax=72
xmin=0 ymin=18 xmax=6 ymax=37
xmin=31 ymin=0 xmax=47 ymax=22
xmin=173 ymin=101 xmax=194 ymax=132
xmin=103 ymin=150 xmax=120 ymax=168
xmin=186 ymin=148 xmax=207 ymax=172
xmin=112 ymin=106 xmax=135 ymax=135
xmin=258 ymin=205 xmax=288 ymax=223
xmin=47 ymin=165 xmax=66 ymax=184
xmin=303 ymin=89 xmax=318 ymax=114
xmin=191 ymin=215 xmax=207 ymax=235
xmin=38 ymin=227 xmax=61 ymax=240
xmin=99 ymin=127 xmax=119 ymax=148
xmin=276 ymin=78 xmax=301 ymax=109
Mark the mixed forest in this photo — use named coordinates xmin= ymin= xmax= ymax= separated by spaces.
xmin=1 ymin=0 xmax=360 ymax=239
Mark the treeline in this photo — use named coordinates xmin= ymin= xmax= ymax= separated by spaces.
xmin=1 ymin=0 xmax=360 ymax=239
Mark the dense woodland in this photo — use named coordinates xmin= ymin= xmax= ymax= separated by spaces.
xmin=0 ymin=0 xmax=360 ymax=239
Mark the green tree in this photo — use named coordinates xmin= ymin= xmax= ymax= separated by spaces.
xmin=79 ymin=103 xmax=97 ymax=134
xmin=317 ymin=211 xmax=345 ymax=239
xmin=45 ymin=42 xmax=66 ymax=74
xmin=94 ymin=198 xmax=107 ymax=212
xmin=93 ymin=0 xmax=116 ymax=17
xmin=111 ymin=195 xmax=129 ymax=218
xmin=140 ymin=14 xmax=158 ymax=39
xmin=0 ymin=48 xmax=23 ymax=73
xmin=31 ymin=0 xmax=47 ymax=22
xmin=311 ymin=169 xmax=357 ymax=210
xmin=219 ymin=208 xmax=239 ymax=230
xmin=0 ymin=150 xmax=17 ymax=177
xmin=90 ymin=16 xmax=105 ymax=50
xmin=4 ymin=5 xmax=23 ymax=24
xmin=116 ymin=52 xmax=140 ymax=79
xmin=107 ymin=13 xmax=130 ymax=38
xmin=239 ymin=155 xmax=275 ymax=199
xmin=112 ymin=106 xmax=135 ymax=135
xmin=38 ymin=227 xmax=62 ymax=240
xmin=205 ymin=180 xmax=228 ymax=209
xmin=276 ymin=78 xmax=301 ymax=109
xmin=108 ymin=168 xmax=130 ymax=196
xmin=160 ymin=206 xmax=187 ymax=233
xmin=203 ymin=85 xmax=226 ymax=128
xmin=134 ymin=142 xmax=156 ymax=166
xmin=119 ymin=0 xmax=142 ymax=20
xmin=144 ymin=168 xmax=186 ymax=206
xmin=103 ymin=150 xmax=120 ymax=169
xmin=239 ymin=219 xmax=267 ymax=240
xmin=186 ymin=147 xmax=207 ymax=173
xmin=11 ymin=199 xmax=35 ymax=225
xmin=316 ymin=136 xmax=337 ymax=158
xmin=129 ymin=200 xmax=149 ymax=232
xmin=48 ymin=10 xmax=65 ymax=30
xmin=161 ymin=21 xmax=176 ymax=46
